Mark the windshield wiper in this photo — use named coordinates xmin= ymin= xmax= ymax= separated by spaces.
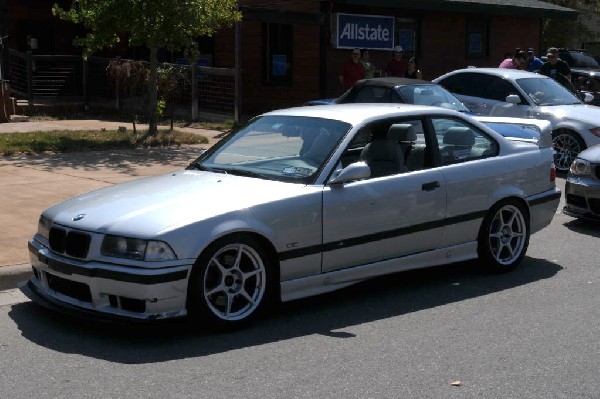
xmin=187 ymin=161 xmax=208 ymax=171
xmin=224 ymin=168 xmax=266 ymax=179
xmin=187 ymin=163 xmax=230 ymax=174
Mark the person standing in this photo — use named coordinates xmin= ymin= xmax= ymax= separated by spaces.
xmin=360 ymin=49 xmax=376 ymax=79
xmin=339 ymin=48 xmax=365 ymax=91
xmin=539 ymin=47 xmax=572 ymax=82
xmin=526 ymin=48 xmax=544 ymax=72
xmin=385 ymin=46 xmax=408 ymax=77
xmin=404 ymin=57 xmax=422 ymax=79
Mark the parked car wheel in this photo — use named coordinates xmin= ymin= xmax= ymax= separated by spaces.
xmin=478 ymin=201 xmax=530 ymax=272
xmin=552 ymin=131 xmax=585 ymax=172
xmin=187 ymin=234 xmax=274 ymax=329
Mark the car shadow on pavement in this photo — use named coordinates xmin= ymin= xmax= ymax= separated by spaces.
xmin=563 ymin=219 xmax=600 ymax=238
xmin=9 ymin=257 xmax=562 ymax=364
xmin=0 ymin=146 xmax=207 ymax=177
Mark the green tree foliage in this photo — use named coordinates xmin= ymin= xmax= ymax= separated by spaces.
xmin=542 ymin=0 xmax=600 ymax=51
xmin=53 ymin=0 xmax=241 ymax=134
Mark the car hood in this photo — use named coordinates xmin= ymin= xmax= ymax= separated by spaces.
xmin=540 ymin=104 xmax=600 ymax=125
xmin=44 ymin=170 xmax=312 ymax=236
xmin=577 ymin=144 xmax=600 ymax=161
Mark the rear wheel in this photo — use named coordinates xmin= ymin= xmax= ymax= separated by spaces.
xmin=552 ymin=131 xmax=585 ymax=172
xmin=187 ymin=235 xmax=274 ymax=330
xmin=478 ymin=200 xmax=530 ymax=272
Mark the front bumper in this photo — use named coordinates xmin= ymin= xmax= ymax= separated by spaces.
xmin=27 ymin=238 xmax=192 ymax=321
xmin=563 ymin=175 xmax=600 ymax=222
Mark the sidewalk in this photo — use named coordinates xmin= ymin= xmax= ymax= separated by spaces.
xmin=0 ymin=119 xmax=224 ymax=290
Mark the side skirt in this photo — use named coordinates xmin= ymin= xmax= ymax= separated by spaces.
xmin=280 ymin=241 xmax=478 ymax=302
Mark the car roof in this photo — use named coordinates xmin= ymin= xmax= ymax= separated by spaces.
xmin=354 ymin=77 xmax=435 ymax=87
xmin=261 ymin=103 xmax=463 ymax=125
xmin=437 ymin=68 xmax=549 ymax=80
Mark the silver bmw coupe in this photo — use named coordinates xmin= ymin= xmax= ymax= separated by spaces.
xmin=24 ymin=104 xmax=561 ymax=329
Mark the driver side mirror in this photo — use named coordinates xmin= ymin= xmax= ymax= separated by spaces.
xmin=582 ymin=92 xmax=594 ymax=103
xmin=329 ymin=162 xmax=371 ymax=185
xmin=505 ymin=94 xmax=521 ymax=104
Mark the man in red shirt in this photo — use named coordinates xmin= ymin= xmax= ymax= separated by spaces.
xmin=339 ymin=48 xmax=365 ymax=91
xmin=385 ymin=46 xmax=408 ymax=77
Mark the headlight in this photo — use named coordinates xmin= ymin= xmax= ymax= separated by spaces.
xmin=37 ymin=216 xmax=51 ymax=239
xmin=569 ymin=158 xmax=592 ymax=176
xmin=101 ymin=235 xmax=177 ymax=261
xmin=589 ymin=128 xmax=600 ymax=138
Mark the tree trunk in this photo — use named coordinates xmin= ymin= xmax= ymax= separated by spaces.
xmin=147 ymin=47 xmax=158 ymax=135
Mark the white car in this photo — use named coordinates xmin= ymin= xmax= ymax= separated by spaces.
xmin=433 ymin=68 xmax=600 ymax=172
xmin=23 ymin=104 xmax=561 ymax=329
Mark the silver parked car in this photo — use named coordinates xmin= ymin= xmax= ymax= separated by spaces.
xmin=23 ymin=104 xmax=561 ymax=329
xmin=433 ymin=68 xmax=600 ymax=172
xmin=563 ymin=144 xmax=600 ymax=221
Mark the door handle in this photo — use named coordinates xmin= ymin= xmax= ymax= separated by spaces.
xmin=422 ymin=181 xmax=440 ymax=191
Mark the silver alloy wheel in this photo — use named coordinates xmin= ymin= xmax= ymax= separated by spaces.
xmin=203 ymin=243 xmax=267 ymax=321
xmin=553 ymin=132 xmax=583 ymax=171
xmin=487 ymin=204 xmax=527 ymax=266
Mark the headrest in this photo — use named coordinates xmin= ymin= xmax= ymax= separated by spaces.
xmin=387 ymin=124 xmax=417 ymax=142
xmin=443 ymin=127 xmax=475 ymax=146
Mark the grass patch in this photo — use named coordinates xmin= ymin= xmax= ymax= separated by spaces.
xmin=0 ymin=129 xmax=209 ymax=156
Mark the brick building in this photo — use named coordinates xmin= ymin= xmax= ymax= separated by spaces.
xmin=0 ymin=0 xmax=578 ymax=118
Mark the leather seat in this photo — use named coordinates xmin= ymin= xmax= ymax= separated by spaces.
xmin=360 ymin=124 xmax=410 ymax=177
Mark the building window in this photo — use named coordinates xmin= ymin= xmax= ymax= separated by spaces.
xmin=466 ymin=19 xmax=488 ymax=58
xmin=263 ymin=23 xmax=293 ymax=84
xmin=395 ymin=17 xmax=419 ymax=57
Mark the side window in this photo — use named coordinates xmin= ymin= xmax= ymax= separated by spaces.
xmin=431 ymin=118 xmax=498 ymax=166
xmin=468 ymin=75 xmax=526 ymax=103
xmin=345 ymin=118 xmax=430 ymax=176
xmin=438 ymin=73 xmax=472 ymax=96
xmin=355 ymin=87 xmax=394 ymax=103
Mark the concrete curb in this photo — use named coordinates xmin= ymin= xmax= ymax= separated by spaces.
xmin=0 ymin=264 xmax=32 ymax=291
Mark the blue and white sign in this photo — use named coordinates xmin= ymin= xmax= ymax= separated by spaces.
xmin=336 ymin=13 xmax=395 ymax=50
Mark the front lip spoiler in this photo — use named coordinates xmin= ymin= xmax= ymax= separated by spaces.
xmin=19 ymin=280 xmax=183 ymax=325
xmin=562 ymin=206 xmax=600 ymax=222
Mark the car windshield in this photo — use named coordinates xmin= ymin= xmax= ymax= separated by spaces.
xmin=189 ymin=115 xmax=351 ymax=184
xmin=569 ymin=52 xmax=599 ymax=68
xmin=516 ymin=77 xmax=582 ymax=106
xmin=397 ymin=84 xmax=470 ymax=112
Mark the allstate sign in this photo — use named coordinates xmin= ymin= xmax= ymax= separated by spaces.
xmin=336 ymin=13 xmax=395 ymax=50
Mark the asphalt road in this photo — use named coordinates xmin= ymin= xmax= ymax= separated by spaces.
xmin=1 ymin=177 xmax=599 ymax=399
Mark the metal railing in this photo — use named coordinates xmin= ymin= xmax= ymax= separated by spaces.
xmin=6 ymin=49 xmax=237 ymax=122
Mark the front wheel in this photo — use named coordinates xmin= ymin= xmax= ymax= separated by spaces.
xmin=552 ymin=131 xmax=585 ymax=172
xmin=478 ymin=201 xmax=530 ymax=273
xmin=187 ymin=235 xmax=274 ymax=330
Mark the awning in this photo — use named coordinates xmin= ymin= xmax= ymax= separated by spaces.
xmin=337 ymin=0 xmax=579 ymax=20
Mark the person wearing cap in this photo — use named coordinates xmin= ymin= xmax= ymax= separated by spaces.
xmin=339 ymin=48 xmax=365 ymax=91
xmin=539 ymin=47 xmax=572 ymax=83
xmin=385 ymin=45 xmax=408 ymax=77
xmin=526 ymin=48 xmax=543 ymax=72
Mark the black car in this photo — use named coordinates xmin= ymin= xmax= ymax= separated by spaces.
xmin=556 ymin=49 xmax=600 ymax=105
xmin=571 ymin=69 xmax=600 ymax=106
xmin=305 ymin=77 xmax=471 ymax=113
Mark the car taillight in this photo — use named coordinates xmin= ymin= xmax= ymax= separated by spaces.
xmin=550 ymin=163 xmax=556 ymax=182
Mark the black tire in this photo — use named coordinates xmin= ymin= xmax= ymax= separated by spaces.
xmin=477 ymin=200 xmax=530 ymax=273
xmin=187 ymin=234 xmax=275 ymax=330
xmin=552 ymin=130 xmax=586 ymax=173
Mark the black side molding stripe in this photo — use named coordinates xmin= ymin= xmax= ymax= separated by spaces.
xmin=279 ymin=209 xmax=488 ymax=261
xmin=528 ymin=190 xmax=561 ymax=206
